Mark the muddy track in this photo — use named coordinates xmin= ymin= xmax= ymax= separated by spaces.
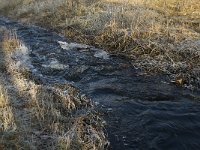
xmin=1 ymin=18 xmax=200 ymax=150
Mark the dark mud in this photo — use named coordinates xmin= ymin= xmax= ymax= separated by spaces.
xmin=1 ymin=18 xmax=200 ymax=150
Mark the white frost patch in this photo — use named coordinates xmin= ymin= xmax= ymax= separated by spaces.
xmin=42 ymin=59 xmax=69 ymax=70
xmin=11 ymin=43 xmax=32 ymax=70
xmin=94 ymin=49 xmax=109 ymax=60
xmin=58 ymin=41 xmax=109 ymax=59
xmin=58 ymin=41 xmax=90 ymax=50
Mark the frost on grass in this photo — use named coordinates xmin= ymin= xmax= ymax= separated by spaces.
xmin=0 ymin=28 xmax=108 ymax=149
xmin=11 ymin=42 xmax=32 ymax=70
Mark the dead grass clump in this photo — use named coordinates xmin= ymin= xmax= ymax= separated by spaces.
xmin=0 ymin=106 xmax=16 ymax=132
xmin=0 ymin=0 xmax=24 ymax=15
xmin=0 ymin=84 xmax=19 ymax=149
xmin=27 ymin=84 xmax=106 ymax=149
xmin=2 ymin=29 xmax=21 ymax=53
xmin=67 ymin=114 xmax=107 ymax=150
xmin=0 ymin=85 xmax=16 ymax=132
xmin=0 ymin=27 xmax=108 ymax=149
xmin=146 ymin=0 xmax=200 ymax=18
xmin=0 ymin=82 xmax=9 ymax=108
xmin=6 ymin=76 xmax=107 ymax=149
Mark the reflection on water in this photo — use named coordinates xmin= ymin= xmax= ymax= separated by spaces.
xmin=1 ymin=17 xmax=200 ymax=150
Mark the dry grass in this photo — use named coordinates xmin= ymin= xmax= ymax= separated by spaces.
xmin=0 ymin=85 xmax=16 ymax=132
xmin=2 ymin=30 xmax=21 ymax=52
xmin=0 ymin=86 xmax=8 ymax=108
xmin=0 ymin=28 xmax=107 ymax=149
xmin=0 ymin=30 xmax=19 ymax=149
xmin=0 ymin=1 xmax=199 ymax=149
xmin=1 ymin=0 xmax=198 ymax=88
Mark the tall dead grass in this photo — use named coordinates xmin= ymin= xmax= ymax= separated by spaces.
xmin=0 ymin=85 xmax=16 ymax=132
xmin=0 ymin=27 xmax=107 ymax=149
xmin=2 ymin=29 xmax=21 ymax=52
xmin=0 ymin=0 xmax=199 ymax=86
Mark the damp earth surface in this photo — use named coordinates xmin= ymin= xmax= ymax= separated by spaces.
xmin=1 ymin=18 xmax=200 ymax=150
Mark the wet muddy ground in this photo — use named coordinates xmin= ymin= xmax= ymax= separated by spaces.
xmin=1 ymin=18 xmax=200 ymax=150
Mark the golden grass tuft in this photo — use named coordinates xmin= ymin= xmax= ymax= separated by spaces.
xmin=2 ymin=30 xmax=21 ymax=52
xmin=0 ymin=86 xmax=9 ymax=108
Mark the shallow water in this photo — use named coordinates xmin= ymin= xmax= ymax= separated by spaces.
xmin=1 ymin=18 xmax=200 ymax=150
